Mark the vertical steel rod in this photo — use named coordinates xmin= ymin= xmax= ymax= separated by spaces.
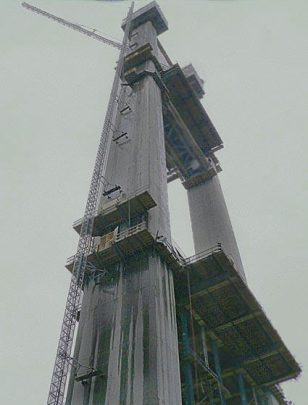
xmin=238 ymin=372 xmax=248 ymax=405
xmin=211 ymin=339 xmax=226 ymax=405
xmin=181 ymin=312 xmax=195 ymax=405
xmin=200 ymin=326 xmax=209 ymax=366
xmin=252 ymin=386 xmax=258 ymax=404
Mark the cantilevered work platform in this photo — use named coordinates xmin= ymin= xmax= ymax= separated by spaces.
xmin=72 ymin=189 xmax=156 ymax=236
xmin=162 ymin=64 xmax=222 ymax=154
xmin=66 ymin=223 xmax=184 ymax=273
xmin=161 ymin=63 xmax=223 ymax=185
xmin=174 ymin=247 xmax=301 ymax=403
xmin=67 ymin=221 xmax=154 ymax=271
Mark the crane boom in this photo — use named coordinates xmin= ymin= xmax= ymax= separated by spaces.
xmin=22 ymin=2 xmax=122 ymax=50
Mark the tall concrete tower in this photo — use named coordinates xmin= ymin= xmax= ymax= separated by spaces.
xmin=65 ymin=3 xmax=182 ymax=404
xmin=31 ymin=2 xmax=300 ymax=404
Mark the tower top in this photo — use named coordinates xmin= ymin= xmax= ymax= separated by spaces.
xmin=122 ymin=1 xmax=168 ymax=35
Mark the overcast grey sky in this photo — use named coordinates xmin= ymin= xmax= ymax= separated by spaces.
xmin=1 ymin=0 xmax=307 ymax=403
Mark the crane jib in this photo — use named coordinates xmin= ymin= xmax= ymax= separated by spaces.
xmin=21 ymin=2 xmax=123 ymax=50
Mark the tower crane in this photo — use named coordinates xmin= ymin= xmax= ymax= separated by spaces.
xmin=22 ymin=2 xmax=134 ymax=404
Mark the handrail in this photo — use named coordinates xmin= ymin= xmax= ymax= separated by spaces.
xmin=156 ymin=237 xmax=186 ymax=266
xmin=184 ymin=243 xmax=223 ymax=266
xmin=67 ymin=221 xmax=147 ymax=264
xmin=171 ymin=238 xmax=186 ymax=259
xmin=114 ymin=221 xmax=147 ymax=242
xmin=67 ymin=234 xmax=227 ymax=273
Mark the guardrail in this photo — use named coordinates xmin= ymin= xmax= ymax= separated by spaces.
xmin=67 ymin=222 xmax=148 ymax=266
xmin=171 ymin=238 xmax=186 ymax=259
xmin=184 ymin=243 xmax=223 ymax=266
xmin=114 ymin=221 xmax=147 ymax=243
xmin=67 ymin=230 xmax=227 ymax=273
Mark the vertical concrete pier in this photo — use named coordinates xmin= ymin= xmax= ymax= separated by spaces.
xmin=66 ymin=3 xmax=182 ymax=404
xmin=180 ymin=63 xmax=245 ymax=278
xmin=186 ymin=173 xmax=245 ymax=279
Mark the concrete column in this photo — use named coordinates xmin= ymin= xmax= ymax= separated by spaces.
xmin=187 ymin=173 xmax=245 ymax=280
xmin=66 ymin=3 xmax=182 ymax=404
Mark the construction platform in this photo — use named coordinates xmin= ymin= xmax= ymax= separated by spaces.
xmin=66 ymin=222 xmax=185 ymax=273
xmin=123 ymin=40 xmax=223 ymax=185
xmin=162 ymin=64 xmax=223 ymax=155
xmin=67 ymin=221 xmax=153 ymax=271
xmin=161 ymin=63 xmax=223 ymax=184
xmin=72 ymin=189 xmax=156 ymax=236
xmin=174 ymin=247 xmax=300 ymax=403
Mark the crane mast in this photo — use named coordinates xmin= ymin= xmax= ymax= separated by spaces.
xmin=22 ymin=2 xmax=134 ymax=404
